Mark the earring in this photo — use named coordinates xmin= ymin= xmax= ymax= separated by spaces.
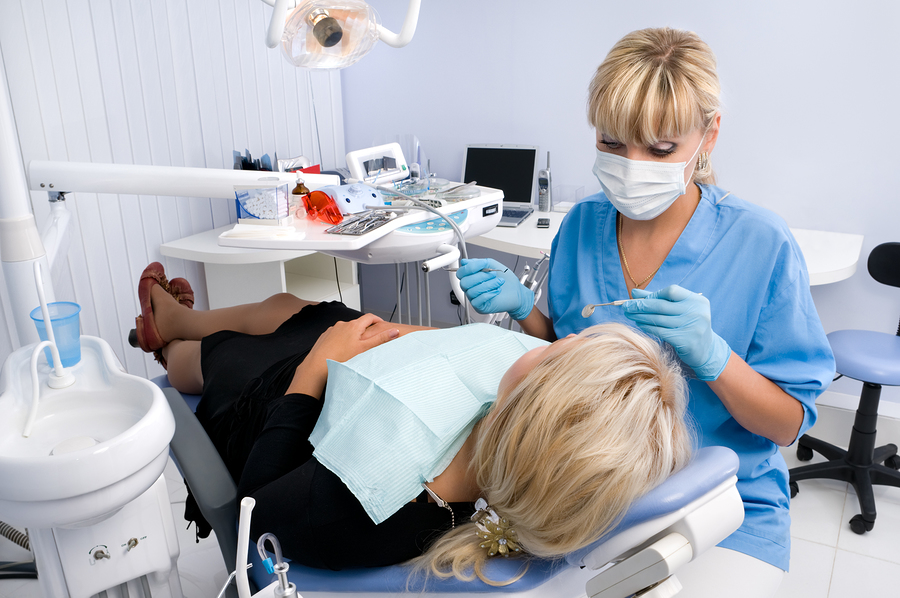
xmin=697 ymin=152 xmax=709 ymax=171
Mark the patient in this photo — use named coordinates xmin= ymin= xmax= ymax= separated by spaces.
xmin=133 ymin=263 xmax=693 ymax=584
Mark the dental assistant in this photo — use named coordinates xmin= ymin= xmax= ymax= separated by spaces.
xmin=457 ymin=27 xmax=835 ymax=597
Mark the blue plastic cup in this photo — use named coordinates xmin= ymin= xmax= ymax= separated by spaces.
xmin=30 ymin=302 xmax=82 ymax=367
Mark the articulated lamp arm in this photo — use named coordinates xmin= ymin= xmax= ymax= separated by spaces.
xmin=375 ymin=0 xmax=420 ymax=48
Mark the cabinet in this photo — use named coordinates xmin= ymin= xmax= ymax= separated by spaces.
xmin=160 ymin=226 xmax=360 ymax=310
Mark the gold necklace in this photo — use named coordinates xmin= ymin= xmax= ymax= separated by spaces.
xmin=617 ymin=214 xmax=663 ymax=296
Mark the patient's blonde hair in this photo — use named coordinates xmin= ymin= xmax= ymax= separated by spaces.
xmin=413 ymin=323 xmax=693 ymax=585
xmin=587 ymin=27 xmax=721 ymax=184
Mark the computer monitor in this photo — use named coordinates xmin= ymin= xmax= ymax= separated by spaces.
xmin=461 ymin=144 xmax=539 ymax=206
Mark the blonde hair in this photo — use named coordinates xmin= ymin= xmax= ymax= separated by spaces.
xmin=413 ymin=323 xmax=693 ymax=585
xmin=587 ymin=27 xmax=720 ymax=185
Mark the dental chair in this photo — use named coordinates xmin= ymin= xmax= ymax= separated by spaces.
xmin=154 ymin=376 xmax=744 ymax=598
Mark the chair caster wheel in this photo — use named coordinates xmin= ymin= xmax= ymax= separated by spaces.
xmin=796 ymin=444 xmax=814 ymax=462
xmin=789 ymin=481 xmax=799 ymax=499
xmin=885 ymin=455 xmax=900 ymax=470
xmin=850 ymin=514 xmax=874 ymax=535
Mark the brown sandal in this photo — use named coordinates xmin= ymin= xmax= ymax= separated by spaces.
xmin=131 ymin=262 xmax=170 ymax=368
xmin=168 ymin=277 xmax=194 ymax=309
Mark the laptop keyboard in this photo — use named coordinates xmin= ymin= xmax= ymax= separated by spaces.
xmin=503 ymin=207 xmax=532 ymax=217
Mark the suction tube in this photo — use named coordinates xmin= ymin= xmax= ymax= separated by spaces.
xmin=235 ymin=497 xmax=255 ymax=598
xmin=0 ymin=522 xmax=29 ymax=551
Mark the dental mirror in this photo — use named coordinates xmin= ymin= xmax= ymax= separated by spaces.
xmin=581 ymin=300 xmax=633 ymax=318
xmin=581 ymin=292 xmax=702 ymax=317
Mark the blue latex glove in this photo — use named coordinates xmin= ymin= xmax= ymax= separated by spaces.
xmin=622 ymin=285 xmax=731 ymax=381
xmin=455 ymin=258 xmax=534 ymax=320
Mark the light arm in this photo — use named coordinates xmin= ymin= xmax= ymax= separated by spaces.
xmin=266 ymin=0 xmax=293 ymax=48
xmin=376 ymin=0 xmax=421 ymax=48
xmin=27 ymin=160 xmax=298 ymax=199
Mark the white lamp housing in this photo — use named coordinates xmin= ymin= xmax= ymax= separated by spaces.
xmin=262 ymin=0 xmax=420 ymax=69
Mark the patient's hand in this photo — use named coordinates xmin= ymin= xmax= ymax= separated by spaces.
xmin=285 ymin=314 xmax=399 ymax=399
xmin=362 ymin=320 xmax=436 ymax=340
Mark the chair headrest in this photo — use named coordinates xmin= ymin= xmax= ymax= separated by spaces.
xmin=565 ymin=445 xmax=739 ymax=566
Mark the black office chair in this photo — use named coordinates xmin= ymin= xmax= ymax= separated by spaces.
xmin=789 ymin=242 xmax=900 ymax=534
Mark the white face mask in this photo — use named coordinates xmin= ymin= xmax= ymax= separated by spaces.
xmin=591 ymin=137 xmax=705 ymax=221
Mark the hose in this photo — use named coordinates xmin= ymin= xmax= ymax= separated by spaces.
xmin=0 ymin=521 xmax=29 ymax=551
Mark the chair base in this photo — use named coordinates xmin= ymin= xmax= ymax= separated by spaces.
xmin=789 ymin=382 xmax=900 ymax=534
xmin=790 ymin=382 xmax=900 ymax=534
xmin=790 ymin=435 xmax=900 ymax=532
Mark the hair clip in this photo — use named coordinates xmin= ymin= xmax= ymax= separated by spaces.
xmin=472 ymin=498 xmax=521 ymax=557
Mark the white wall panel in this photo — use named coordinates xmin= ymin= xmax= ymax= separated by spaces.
xmin=0 ymin=0 xmax=345 ymax=378
xmin=88 ymin=0 xmax=155 ymax=378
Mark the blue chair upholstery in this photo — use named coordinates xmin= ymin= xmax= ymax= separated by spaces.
xmin=790 ymin=242 xmax=900 ymax=534
xmin=247 ymin=447 xmax=739 ymax=594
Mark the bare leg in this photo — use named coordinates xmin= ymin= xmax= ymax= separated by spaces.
xmin=152 ymin=285 xmax=316 ymax=343
xmin=163 ymin=340 xmax=203 ymax=395
xmin=151 ymin=287 xmax=317 ymax=394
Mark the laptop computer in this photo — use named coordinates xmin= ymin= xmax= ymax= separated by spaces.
xmin=462 ymin=144 xmax=539 ymax=227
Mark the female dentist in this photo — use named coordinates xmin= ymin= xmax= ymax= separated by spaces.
xmin=456 ymin=27 xmax=835 ymax=597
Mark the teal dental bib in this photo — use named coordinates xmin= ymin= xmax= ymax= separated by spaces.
xmin=309 ymin=323 xmax=548 ymax=524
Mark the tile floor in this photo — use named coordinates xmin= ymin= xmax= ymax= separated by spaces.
xmin=1 ymin=439 xmax=899 ymax=597
xmin=774 ymin=445 xmax=900 ymax=598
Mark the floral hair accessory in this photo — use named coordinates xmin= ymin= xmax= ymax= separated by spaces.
xmin=472 ymin=498 xmax=521 ymax=557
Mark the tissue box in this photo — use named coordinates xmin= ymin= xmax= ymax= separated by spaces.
xmin=234 ymin=183 xmax=293 ymax=225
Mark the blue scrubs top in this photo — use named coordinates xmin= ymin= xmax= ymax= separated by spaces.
xmin=548 ymin=185 xmax=835 ymax=571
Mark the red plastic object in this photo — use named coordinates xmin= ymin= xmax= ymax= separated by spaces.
xmin=303 ymin=190 xmax=343 ymax=225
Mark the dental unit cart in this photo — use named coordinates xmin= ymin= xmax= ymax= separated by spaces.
xmin=0 ymin=269 xmax=184 ymax=598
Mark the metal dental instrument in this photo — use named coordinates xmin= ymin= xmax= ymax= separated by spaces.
xmin=581 ymin=300 xmax=635 ymax=317
xmin=582 ymin=292 xmax=702 ymax=317
xmin=438 ymin=180 xmax=476 ymax=195
xmin=444 ymin=267 xmax=507 ymax=272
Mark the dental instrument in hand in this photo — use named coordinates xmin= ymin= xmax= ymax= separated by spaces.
xmin=444 ymin=267 xmax=507 ymax=273
xmin=581 ymin=300 xmax=636 ymax=317
xmin=583 ymin=292 xmax=702 ymax=317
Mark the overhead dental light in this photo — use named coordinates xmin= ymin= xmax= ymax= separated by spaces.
xmin=263 ymin=0 xmax=421 ymax=69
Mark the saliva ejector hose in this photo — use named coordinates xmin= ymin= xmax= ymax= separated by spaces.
xmin=256 ymin=533 xmax=297 ymax=597
xmin=230 ymin=497 xmax=299 ymax=598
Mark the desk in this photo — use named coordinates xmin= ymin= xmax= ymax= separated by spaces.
xmin=469 ymin=211 xmax=864 ymax=286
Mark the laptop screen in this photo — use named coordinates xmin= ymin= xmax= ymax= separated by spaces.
xmin=462 ymin=144 xmax=538 ymax=206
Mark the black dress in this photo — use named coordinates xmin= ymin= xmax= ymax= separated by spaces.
xmin=189 ymin=301 xmax=474 ymax=570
